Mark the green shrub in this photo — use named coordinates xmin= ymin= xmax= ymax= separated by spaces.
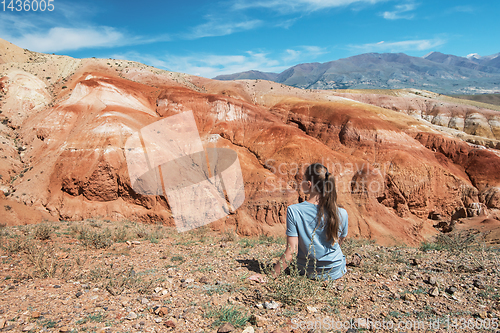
xmin=203 ymin=282 xmax=233 ymax=296
xmin=258 ymin=234 xmax=285 ymax=245
xmin=78 ymin=227 xmax=113 ymax=249
xmin=261 ymin=256 xmax=323 ymax=306
xmin=238 ymin=238 xmax=256 ymax=248
xmin=148 ymin=226 xmax=164 ymax=243
xmin=134 ymin=224 xmax=150 ymax=239
xmin=24 ymin=240 xmax=71 ymax=278
xmin=114 ymin=226 xmax=129 ymax=243
xmin=171 ymin=255 xmax=184 ymax=263
xmin=419 ymin=241 xmax=444 ymax=252
xmin=204 ymin=305 xmax=250 ymax=328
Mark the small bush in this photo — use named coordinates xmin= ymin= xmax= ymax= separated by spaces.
xmin=420 ymin=241 xmax=444 ymax=252
xmin=69 ymin=222 xmax=82 ymax=236
xmin=133 ymin=224 xmax=164 ymax=243
xmin=33 ymin=223 xmax=52 ymax=240
xmin=75 ymin=313 xmax=107 ymax=325
xmin=24 ymin=240 xmax=71 ymax=278
xmin=148 ymin=226 xmax=164 ymax=243
xmin=79 ymin=227 xmax=113 ymax=249
xmin=204 ymin=305 xmax=250 ymax=328
xmin=87 ymin=266 xmax=156 ymax=295
xmin=114 ymin=226 xmax=129 ymax=243
xmin=88 ymin=221 xmax=101 ymax=228
xmin=203 ymin=282 xmax=234 ymax=296
xmin=259 ymin=241 xmax=340 ymax=307
xmin=39 ymin=319 xmax=57 ymax=329
xmin=261 ymin=256 xmax=323 ymax=306
xmin=258 ymin=234 xmax=285 ymax=245
xmin=171 ymin=255 xmax=184 ymax=263
xmin=134 ymin=224 xmax=150 ymax=239
xmin=221 ymin=230 xmax=238 ymax=242
xmin=1 ymin=237 xmax=26 ymax=253
xmin=238 ymin=238 xmax=257 ymax=248
xmin=420 ymin=232 xmax=478 ymax=253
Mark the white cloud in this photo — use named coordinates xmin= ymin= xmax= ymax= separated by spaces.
xmin=303 ymin=45 xmax=328 ymax=55
xmin=381 ymin=3 xmax=417 ymax=20
xmin=275 ymin=18 xmax=301 ymax=29
xmin=0 ymin=9 xmax=167 ymax=53
xmin=115 ymin=51 xmax=283 ymax=78
xmin=232 ymin=0 xmax=386 ymax=13
xmin=450 ymin=5 xmax=476 ymax=13
xmin=283 ymin=46 xmax=328 ymax=62
xmin=9 ymin=27 xmax=125 ymax=53
xmin=349 ymin=38 xmax=446 ymax=53
xmin=113 ymin=45 xmax=327 ymax=78
xmin=284 ymin=49 xmax=302 ymax=62
xmin=187 ymin=17 xmax=263 ymax=39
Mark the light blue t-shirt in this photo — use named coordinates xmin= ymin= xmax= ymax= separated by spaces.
xmin=286 ymin=201 xmax=348 ymax=280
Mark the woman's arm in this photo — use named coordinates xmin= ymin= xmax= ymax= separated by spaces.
xmin=273 ymin=236 xmax=298 ymax=277
xmin=338 ymin=236 xmax=345 ymax=246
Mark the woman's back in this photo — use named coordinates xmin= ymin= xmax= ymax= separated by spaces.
xmin=286 ymin=201 xmax=348 ymax=280
xmin=254 ymin=163 xmax=348 ymax=282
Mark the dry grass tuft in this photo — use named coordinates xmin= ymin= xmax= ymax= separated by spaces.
xmin=33 ymin=223 xmax=52 ymax=241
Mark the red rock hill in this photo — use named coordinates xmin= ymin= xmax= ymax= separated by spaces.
xmin=1 ymin=38 xmax=499 ymax=245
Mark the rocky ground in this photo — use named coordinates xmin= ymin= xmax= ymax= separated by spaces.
xmin=0 ymin=220 xmax=499 ymax=333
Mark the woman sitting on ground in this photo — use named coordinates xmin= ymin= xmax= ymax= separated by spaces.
xmin=252 ymin=163 xmax=348 ymax=281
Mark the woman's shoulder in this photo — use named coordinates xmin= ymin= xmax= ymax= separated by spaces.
xmin=338 ymin=206 xmax=347 ymax=214
xmin=288 ymin=201 xmax=315 ymax=212
xmin=337 ymin=207 xmax=348 ymax=219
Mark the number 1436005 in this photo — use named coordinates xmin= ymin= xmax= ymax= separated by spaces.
xmin=2 ymin=0 xmax=54 ymax=11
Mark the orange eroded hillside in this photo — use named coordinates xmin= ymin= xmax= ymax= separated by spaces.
xmin=1 ymin=38 xmax=500 ymax=245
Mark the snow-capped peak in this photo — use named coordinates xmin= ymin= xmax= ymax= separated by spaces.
xmin=423 ymin=51 xmax=438 ymax=59
xmin=482 ymin=53 xmax=500 ymax=60
xmin=466 ymin=53 xmax=481 ymax=60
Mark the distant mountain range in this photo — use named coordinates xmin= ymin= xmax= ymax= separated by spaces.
xmin=214 ymin=52 xmax=500 ymax=95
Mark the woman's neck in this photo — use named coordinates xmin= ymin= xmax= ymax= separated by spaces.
xmin=307 ymin=192 xmax=321 ymax=205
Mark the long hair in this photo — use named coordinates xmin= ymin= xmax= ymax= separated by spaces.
xmin=304 ymin=163 xmax=340 ymax=244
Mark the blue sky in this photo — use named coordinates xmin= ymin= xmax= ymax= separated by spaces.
xmin=1 ymin=0 xmax=499 ymax=78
